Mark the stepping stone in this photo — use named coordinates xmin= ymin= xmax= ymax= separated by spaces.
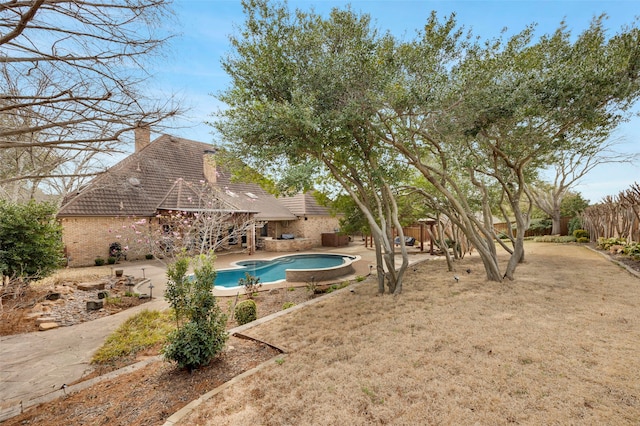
xmin=77 ymin=281 xmax=106 ymax=291
xmin=38 ymin=322 xmax=59 ymax=331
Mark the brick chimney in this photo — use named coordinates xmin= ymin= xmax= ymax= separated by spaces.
xmin=203 ymin=150 xmax=217 ymax=183
xmin=134 ymin=123 xmax=151 ymax=152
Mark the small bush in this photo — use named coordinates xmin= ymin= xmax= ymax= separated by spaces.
xmin=145 ymin=253 xmax=154 ymax=260
xmin=163 ymin=254 xmax=228 ymax=371
xmin=623 ymin=242 xmax=640 ymax=256
xmin=527 ymin=218 xmax=552 ymax=235
xmin=238 ymin=273 xmax=261 ymax=298
xmin=163 ymin=320 xmax=227 ymax=371
xmin=235 ymin=299 xmax=257 ymax=325
xmin=572 ymin=229 xmax=589 ymax=239
xmin=94 ymin=257 xmax=105 ymax=266
xmin=355 ymin=275 xmax=365 ymax=282
xmin=577 ymin=237 xmax=590 ymax=243
xmin=596 ymin=237 xmax=627 ymax=251
xmin=533 ymin=235 xmax=576 ymax=243
xmin=306 ymin=277 xmax=319 ymax=294
xmin=107 ymin=256 xmax=117 ymax=265
xmin=282 ymin=301 xmax=296 ymax=310
xmin=105 ymin=296 xmax=122 ymax=305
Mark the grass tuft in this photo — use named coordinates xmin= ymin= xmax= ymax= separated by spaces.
xmin=92 ymin=309 xmax=175 ymax=364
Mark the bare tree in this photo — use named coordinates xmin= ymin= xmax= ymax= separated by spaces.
xmin=112 ymin=180 xmax=258 ymax=264
xmin=0 ymin=0 xmax=183 ymax=198
xmin=528 ymin=138 xmax=638 ymax=235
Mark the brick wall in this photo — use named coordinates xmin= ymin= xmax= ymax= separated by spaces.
xmin=281 ymin=216 xmax=341 ymax=247
xmin=60 ymin=216 xmax=158 ymax=267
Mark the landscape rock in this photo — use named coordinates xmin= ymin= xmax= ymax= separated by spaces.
xmin=77 ymin=281 xmax=106 ymax=291
xmin=35 ymin=317 xmax=58 ymax=324
xmin=45 ymin=293 xmax=61 ymax=301
xmin=54 ymin=285 xmax=75 ymax=295
xmin=86 ymin=300 xmax=104 ymax=311
xmin=38 ymin=322 xmax=59 ymax=331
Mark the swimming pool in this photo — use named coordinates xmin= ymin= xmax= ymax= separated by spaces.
xmin=213 ymin=253 xmax=358 ymax=288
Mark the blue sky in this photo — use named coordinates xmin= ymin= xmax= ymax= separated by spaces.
xmin=150 ymin=0 xmax=640 ymax=203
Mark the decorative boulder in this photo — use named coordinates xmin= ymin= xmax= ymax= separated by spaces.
xmin=86 ymin=300 xmax=104 ymax=311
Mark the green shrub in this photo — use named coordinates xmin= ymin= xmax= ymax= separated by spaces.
xmin=0 ymin=200 xmax=64 ymax=280
xmin=533 ymin=235 xmax=576 ymax=243
xmin=527 ymin=218 xmax=552 ymax=235
xmin=235 ymin=299 xmax=257 ymax=325
xmin=94 ymin=257 xmax=105 ymax=266
xmin=163 ymin=320 xmax=227 ymax=371
xmin=163 ymin=254 xmax=228 ymax=371
xmin=238 ymin=273 xmax=261 ymax=298
xmin=282 ymin=301 xmax=296 ymax=310
xmin=107 ymin=256 xmax=117 ymax=265
xmin=145 ymin=253 xmax=154 ymax=260
xmin=596 ymin=237 xmax=627 ymax=250
xmin=623 ymin=242 xmax=640 ymax=256
xmin=572 ymin=229 xmax=589 ymax=239
xmin=577 ymin=237 xmax=590 ymax=243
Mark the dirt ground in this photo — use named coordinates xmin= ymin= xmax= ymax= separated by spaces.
xmin=3 ymin=242 xmax=640 ymax=425
xmin=183 ymin=243 xmax=640 ymax=425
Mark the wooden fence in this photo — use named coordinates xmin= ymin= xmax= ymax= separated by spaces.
xmin=493 ymin=217 xmax=571 ymax=237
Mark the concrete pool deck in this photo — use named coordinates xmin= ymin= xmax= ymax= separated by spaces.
xmin=0 ymin=241 xmax=436 ymax=420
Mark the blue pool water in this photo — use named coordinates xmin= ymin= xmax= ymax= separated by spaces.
xmin=214 ymin=254 xmax=354 ymax=288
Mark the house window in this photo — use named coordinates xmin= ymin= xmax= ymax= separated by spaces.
xmin=228 ymin=227 xmax=238 ymax=245
xmin=260 ymin=222 xmax=268 ymax=237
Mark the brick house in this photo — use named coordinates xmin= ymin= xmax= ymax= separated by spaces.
xmin=57 ymin=131 xmax=341 ymax=266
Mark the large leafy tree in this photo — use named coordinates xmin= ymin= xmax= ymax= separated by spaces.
xmin=0 ymin=0 xmax=182 ymax=198
xmin=215 ymin=1 xmax=640 ymax=283
xmin=378 ymin=15 xmax=640 ymax=280
xmin=216 ymin=0 xmax=411 ymax=294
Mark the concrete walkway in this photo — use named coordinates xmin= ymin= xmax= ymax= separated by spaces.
xmin=0 ymin=242 xmax=434 ymax=419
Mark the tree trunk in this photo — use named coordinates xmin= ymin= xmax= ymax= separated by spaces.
xmin=551 ymin=208 xmax=562 ymax=235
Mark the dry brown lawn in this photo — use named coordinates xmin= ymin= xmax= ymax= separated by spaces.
xmin=182 ymin=242 xmax=640 ymax=425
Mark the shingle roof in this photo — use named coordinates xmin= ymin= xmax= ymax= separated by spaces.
xmin=278 ymin=191 xmax=332 ymax=216
xmin=58 ymin=135 xmax=297 ymax=221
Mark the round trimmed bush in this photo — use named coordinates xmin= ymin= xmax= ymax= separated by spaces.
xmin=235 ymin=299 xmax=257 ymax=325
xmin=572 ymin=229 xmax=589 ymax=239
